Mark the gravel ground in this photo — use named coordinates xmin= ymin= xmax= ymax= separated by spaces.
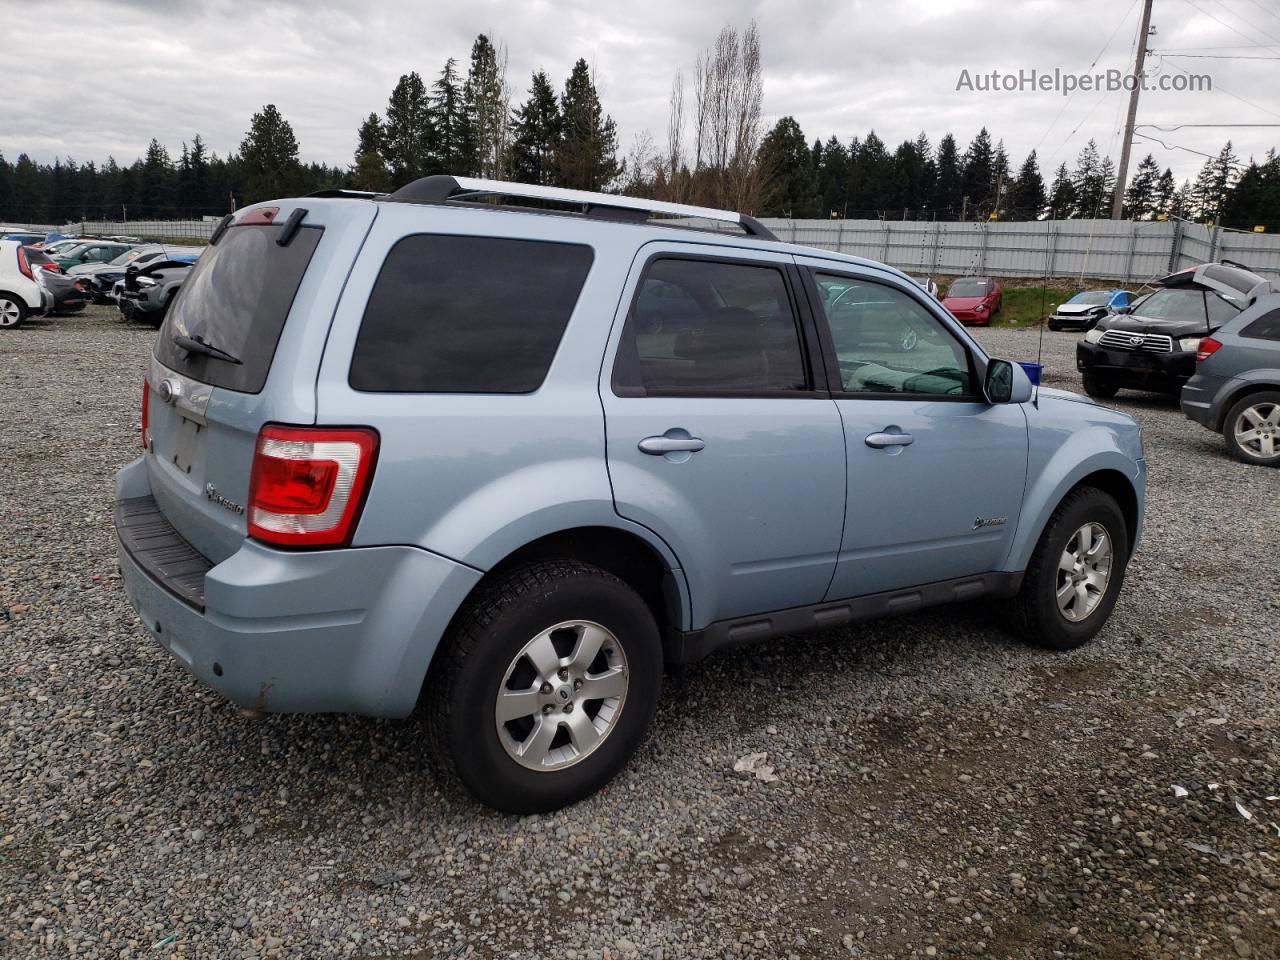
xmin=3 ymin=307 xmax=1279 ymax=960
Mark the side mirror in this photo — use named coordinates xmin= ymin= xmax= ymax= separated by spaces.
xmin=983 ymin=358 xmax=1033 ymax=404
xmin=1114 ymin=305 xmax=1132 ymax=315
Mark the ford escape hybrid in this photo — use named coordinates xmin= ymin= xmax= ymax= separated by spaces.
xmin=115 ymin=177 xmax=1147 ymax=813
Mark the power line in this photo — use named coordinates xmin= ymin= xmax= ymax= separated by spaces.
xmin=1209 ymin=0 xmax=1280 ymax=44
xmin=1158 ymin=57 xmax=1280 ymax=120
xmin=1180 ymin=0 xmax=1280 ymax=49
xmin=1236 ymin=0 xmax=1280 ymax=26
xmin=1032 ymin=0 xmax=1140 ymax=153
xmin=1156 ymin=52 xmax=1280 ymax=59
xmin=1138 ymin=123 xmax=1280 ymax=129
xmin=1132 ymin=130 xmax=1252 ymax=168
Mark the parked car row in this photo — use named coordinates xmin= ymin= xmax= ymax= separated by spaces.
xmin=1065 ymin=261 xmax=1279 ymax=468
xmin=0 ymin=232 xmax=201 ymax=328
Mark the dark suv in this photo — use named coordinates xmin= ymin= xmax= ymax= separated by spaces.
xmin=1075 ymin=263 xmax=1266 ymax=398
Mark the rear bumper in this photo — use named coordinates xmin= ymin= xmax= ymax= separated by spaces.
xmin=1180 ymin=372 xmax=1232 ymax=430
xmin=113 ymin=457 xmax=482 ymax=718
xmin=1076 ymin=342 xmax=1195 ymax=391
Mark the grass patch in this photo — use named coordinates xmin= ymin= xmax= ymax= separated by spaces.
xmin=993 ymin=287 xmax=1063 ymax=328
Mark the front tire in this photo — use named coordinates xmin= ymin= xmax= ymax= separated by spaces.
xmin=427 ymin=560 xmax=663 ymax=813
xmin=1223 ymin=391 xmax=1280 ymax=467
xmin=1006 ymin=487 xmax=1130 ymax=650
xmin=1082 ymin=372 xmax=1119 ymax=399
xmin=0 ymin=294 xmax=27 ymax=328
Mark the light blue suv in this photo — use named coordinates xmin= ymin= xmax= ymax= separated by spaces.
xmin=115 ymin=177 xmax=1146 ymax=812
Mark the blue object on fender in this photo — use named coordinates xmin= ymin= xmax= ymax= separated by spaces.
xmin=1018 ymin=362 xmax=1043 ymax=385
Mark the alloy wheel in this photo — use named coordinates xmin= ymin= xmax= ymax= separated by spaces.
xmin=495 ymin=620 xmax=628 ymax=772
xmin=1056 ymin=522 xmax=1113 ymax=622
xmin=0 ymin=299 xmax=21 ymax=327
xmin=1233 ymin=402 xmax=1280 ymax=462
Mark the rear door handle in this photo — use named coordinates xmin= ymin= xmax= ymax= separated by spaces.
xmin=865 ymin=431 xmax=914 ymax=448
xmin=638 ymin=435 xmax=706 ymax=455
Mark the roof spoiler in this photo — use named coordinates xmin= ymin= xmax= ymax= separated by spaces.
xmin=386 ymin=175 xmax=778 ymax=241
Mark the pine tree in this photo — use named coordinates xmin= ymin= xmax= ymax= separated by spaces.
xmin=991 ymin=139 xmax=1011 ymax=216
xmin=139 ymin=139 xmax=172 ymax=209
xmin=1071 ymin=140 xmax=1113 ymax=217
xmin=1123 ymin=154 xmax=1160 ymax=219
xmin=383 ymin=72 xmax=434 ymax=188
xmin=961 ymin=128 xmax=995 ymax=216
xmin=1047 ymin=162 xmax=1076 ymax=217
xmin=1221 ymin=150 xmax=1280 ymax=229
xmin=816 ymin=135 xmax=849 ymax=216
xmin=1154 ymin=168 xmax=1176 ymax=218
xmin=349 ymin=113 xmax=390 ymax=191
xmin=239 ymin=105 xmax=300 ymax=203
xmin=431 ymin=59 xmax=470 ymax=175
xmin=555 ymin=59 xmax=619 ymax=190
xmin=1192 ymin=141 xmax=1239 ymax=221
xmin=509 ymin=70 xmax=562 ymax=186
xmin=1010 ymin=150 xmax=1046 ymax=218
xmin=932 ymin=134 xmax=962 ymax=215
xmin=757 ymin=117 xmax=816 ymax=217
xmin=463 ymin=36 xmax=509 ymax=179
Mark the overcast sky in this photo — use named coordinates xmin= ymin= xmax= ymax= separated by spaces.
xmin=3 ymin=0 xmax=1279 ymax=189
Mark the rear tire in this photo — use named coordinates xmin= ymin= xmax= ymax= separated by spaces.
xmin=0 ymin=294 xmax=27 ymax=328
xmin=1006 ymin=487 xmax=1130 ymax=650
xmin=1082 ymin=372 xmax=1119 ymax=399
xmin=427 ymin=560 xmax=662 ymax=813
xmin=1223 ymin=391 xmax=1280 ymax=467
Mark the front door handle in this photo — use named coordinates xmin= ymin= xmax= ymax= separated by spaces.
xmin=865 ymin=431 xmax=914 ymax=449
xmin=638 ymin=435 xmax=706 ymax=455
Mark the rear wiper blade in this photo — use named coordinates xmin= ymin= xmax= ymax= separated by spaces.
xmin=173 ymin=333 xmax=242 ymax=365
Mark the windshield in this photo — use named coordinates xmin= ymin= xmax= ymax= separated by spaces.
xmin=1131 ymin=289 xmax=1208 ymax=323
xmin=109 ymin=249 xmax=142 ymax=266
xmin=60 ymin=242 xmax=94 ymax=258
xmin=1069 ymin=291 xmax=1111 ymax=305
xmin=948 ymin=279 xmax=988 ymax=298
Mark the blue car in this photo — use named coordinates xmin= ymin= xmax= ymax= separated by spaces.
xmin=115 ymin=176 xmax=1147 ymax=812
xmin=1049 ymin=289 xmax=1133 ymax=331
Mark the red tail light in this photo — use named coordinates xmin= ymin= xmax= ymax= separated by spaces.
xmin=247 ymin=425 xmax=379 ymax=547
xmin=1196 ymin=337 xmax=1223 ymax=362
xmin=16 ymin=246 xmax=33 ymax=279
xmin=141 ymin=380 xmax=150 ymax=449
xmin=40 ymin=262 xmax=61 ymax=273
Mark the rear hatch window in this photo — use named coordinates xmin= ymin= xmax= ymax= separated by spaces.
xmin=155 ymin=224 xmax=322 ymax=393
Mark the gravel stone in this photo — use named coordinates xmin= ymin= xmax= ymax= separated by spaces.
xmin=1 ymin=310 xmax=1277 ymax=959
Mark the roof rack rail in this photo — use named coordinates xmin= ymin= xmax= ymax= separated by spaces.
xmin=306 ymin=188 xmax=386 ymax=199
xmin=386 ymin=175 xmax=778 ymax=241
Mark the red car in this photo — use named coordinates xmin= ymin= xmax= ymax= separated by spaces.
xmin=942 ymin=277 xmax=1002 ymax=325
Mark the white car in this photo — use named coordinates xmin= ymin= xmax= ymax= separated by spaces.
xmin=0 ymin=240 xmax=50 ymax=328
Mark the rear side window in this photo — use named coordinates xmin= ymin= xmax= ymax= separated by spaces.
xmin=1241 ymin=308 xmax=1280 ymax=341
xmin=612 ymin=257 xmax=809 ymax=396
xmin=349 ymin=235 xmax=593 ymax=393
xmin=155 ymin=224 xmax=322 ymax=393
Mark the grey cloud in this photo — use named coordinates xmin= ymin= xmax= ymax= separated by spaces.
xmin=1 ymin=0 xmax=1276 ymax=184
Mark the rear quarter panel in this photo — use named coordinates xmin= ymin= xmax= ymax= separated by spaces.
xmin=314 ymin=207 xmax=687 ymax=608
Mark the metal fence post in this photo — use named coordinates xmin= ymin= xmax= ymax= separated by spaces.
xmin=1047 ymin=219 xmax=1058 ymax=278
xmin=881 ymin=220 xmax=891 ymax=265
xmin=1169 ymin=219 xmax=1183 ymax=272
xmin=1123 ymin=221 xmax=1138 ymax=283
xmin=978 ymin=221 xmax=989 ymax=273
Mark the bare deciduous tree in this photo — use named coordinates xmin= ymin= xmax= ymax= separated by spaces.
xmin=663 ymin=69 xmax=687 ymax=202
xmin=687 ymin=21 xmax=764 ymax=211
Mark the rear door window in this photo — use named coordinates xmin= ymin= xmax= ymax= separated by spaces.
xmin=155 ymin=224 xmax=323 ymax=393
xmin=611 ymin=257 xmax=809 ymax=396
xmin=349 ymin=235 xmax=593 ymax=393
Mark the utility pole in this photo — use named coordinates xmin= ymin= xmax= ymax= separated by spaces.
xmin=1112 ymin=0 xmax=1155 ymax=219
